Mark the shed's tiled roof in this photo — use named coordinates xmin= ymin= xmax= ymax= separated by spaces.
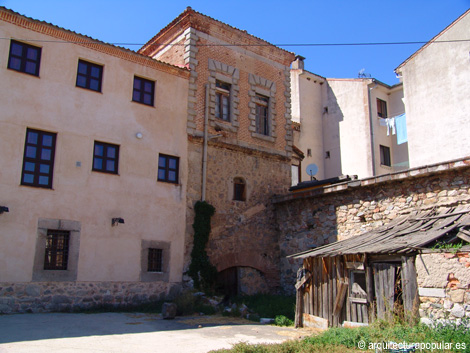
xmin=290 ymin=206 xmax=470 ymax=259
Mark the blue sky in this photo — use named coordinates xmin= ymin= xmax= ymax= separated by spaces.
xmin=1 ymin=0 xmax=469 ymax=84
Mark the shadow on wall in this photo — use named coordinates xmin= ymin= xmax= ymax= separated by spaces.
xmin=322 ymin=84 xmax=344 ymax=179
xmin=277 ymin=203 xmax=339 ymax=295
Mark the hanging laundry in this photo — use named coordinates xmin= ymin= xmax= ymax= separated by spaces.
xmin=386 ymin=117 xmax=396 ymax=136
xmin=395 ymin=113 xmax=408 ymax=144
xmin=379 ymin=118 xmax=387 ymax=127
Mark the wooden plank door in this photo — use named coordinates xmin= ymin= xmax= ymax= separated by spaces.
xmin=347 ymin=270 xmax=369 ymax=323
xmin=373 ymin=263 xmax=399 ymax=320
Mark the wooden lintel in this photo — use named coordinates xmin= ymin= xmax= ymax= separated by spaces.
xmin=346 ymin=261 xmax=364 ymax=270
xmin=349 ymin=297 xmax=368 ymax=304
xmin=368 ymin=254 xmax=403 ymax=263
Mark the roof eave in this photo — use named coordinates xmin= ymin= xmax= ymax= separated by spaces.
xmin=395 ymin=8 xmax=470 ymax=72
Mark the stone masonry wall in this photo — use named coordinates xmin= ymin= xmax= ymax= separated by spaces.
xmin=416 ymin=252 xmax=470 ymax=321
xmin=184 ymin=139 xmax=291 ymax=292
xmin=273 ymin=160 xmax=470 ymax=294
xmin=0 ymin=281 xmax=178 ymax=313
xmin=239 ymin=267 xmax=269 ymax=295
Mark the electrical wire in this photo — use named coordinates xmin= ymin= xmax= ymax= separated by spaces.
xmin=1 ymin=37 xmax=470 ymax=47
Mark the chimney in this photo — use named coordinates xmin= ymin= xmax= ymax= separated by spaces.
xmin=292 ymin=55 xmax=305 ymax=70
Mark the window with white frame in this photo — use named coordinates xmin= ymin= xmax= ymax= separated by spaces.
xmin=248 ymin=73 xmax=276 ymax=141
xmin=208 ymin=59 xmax=240 ymax=131
xmin=215 ymin=80 xmax=231 ymax=122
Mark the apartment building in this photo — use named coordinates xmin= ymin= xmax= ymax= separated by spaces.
xmin=291 ymin=57 xmax=407 ymax=183
xmin=0 ymin=7 xmax=189 ymax=312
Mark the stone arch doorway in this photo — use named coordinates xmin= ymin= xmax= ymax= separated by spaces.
xmin=216 ymin=266 xmax=269 ymax=297
xmin=216 ymin=267 xmax=239 ymax=297
xmin=212 ymin=251 xmax=277 ymax=296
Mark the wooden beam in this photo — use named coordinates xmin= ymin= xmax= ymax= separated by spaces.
xmin=349 ymin=297 xmax=368 ymax=304
xmin=457 ymin=230 xmax=470 ymax=243
xmin=295 ymin=271 xmax=312 ymax=290
xmin=346 ymin=261 xmax=365 ymax=270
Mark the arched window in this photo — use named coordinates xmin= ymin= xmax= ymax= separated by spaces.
xmin=233 ymin=177 xmax=246 ymax=201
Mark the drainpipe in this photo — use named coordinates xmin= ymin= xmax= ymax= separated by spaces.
xmin=367 ymin=80 xmax=377 ymax=176
xmin=202 ymin=84 xmax=209 ymax=201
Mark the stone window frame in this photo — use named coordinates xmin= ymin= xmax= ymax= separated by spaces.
xmin=140 ymin=240 xmax=170 ymax=282
xmin=32 ymin=218 xmax=81 ymax=282
xmin=248 ymin=73 xmax=276 ymax=142
xmin=233 ymin=177 xmax=247 ymax=202
xmin=229 ymin=176 xmax=249 ymax=202
xmin=208 ymin=59 xmax=240 ymax=132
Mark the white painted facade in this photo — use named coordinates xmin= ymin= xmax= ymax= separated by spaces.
xmin=0 ymin=8 xmax=189 ymax=293
xmin=395 ymin=9 xmax=470 ymax=168
xmin=291 ymin=63 xmax=406 ymax=182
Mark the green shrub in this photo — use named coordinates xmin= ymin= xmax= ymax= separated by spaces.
xmin=187 ymin=201 xmax=218 ymax=291
xmin=274 ymin=315 xmax=294 ymax=327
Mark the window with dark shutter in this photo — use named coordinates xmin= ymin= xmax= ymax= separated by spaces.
xmin=133 ymin=76 xmax=155 ymax=106
xmin=377 ymin=98 xmax=388 ymax=118
xmin=92 ymin=141 xmax=119 ymax=174
xmin=21 ymin=128 xmax=57 ymax=189
xmin=380 ymin=145 xmax=391 ymax=167
xmin=158 ymin=154 xmax=179 ymax=184
xmin=8 ymin=40 xmax=42 ymax=76
xmin=76 ymin=59 xmax=103 ymax=92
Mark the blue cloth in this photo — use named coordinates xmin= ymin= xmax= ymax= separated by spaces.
xmin=395 ymin=113 xmax=408 ymax=145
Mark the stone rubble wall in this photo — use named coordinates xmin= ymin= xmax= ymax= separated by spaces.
xmin=238 ymin=267 xmax=269 ymax=295
xmin=0 ymin=281 xmax=178 ymax=313
xmin=274 ymin=165 xmax=470 ymax=294
xmin=416 ymin=252 xmax=470 ymax=321
xmin=186 ymin=139 xmax=291 ymax=292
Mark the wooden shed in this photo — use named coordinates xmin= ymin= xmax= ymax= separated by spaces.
xmin=289 ymin=206 xmax=470 ymax=328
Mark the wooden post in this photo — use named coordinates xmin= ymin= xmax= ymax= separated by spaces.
xmin=401 ymin=256 xmax=419 ymax=323
xmin=365 ymin=254 xmax=375 ymax=323
xmin=295 ymin=286 xmax=303 ymax=328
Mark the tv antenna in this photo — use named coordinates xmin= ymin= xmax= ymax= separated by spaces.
xmin=358 ymin=68 xmax=371 ymax=78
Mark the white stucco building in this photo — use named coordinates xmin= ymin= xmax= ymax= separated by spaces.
xmin=291 ymin=8 xmax=470 ymax=185
xmin=395 ymin=9 xmax=470 ymax=168
xmin=291 ymin=58 xmax=407 ymax=183
xmin=0 ymin=7 xmax=190 ymax=312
